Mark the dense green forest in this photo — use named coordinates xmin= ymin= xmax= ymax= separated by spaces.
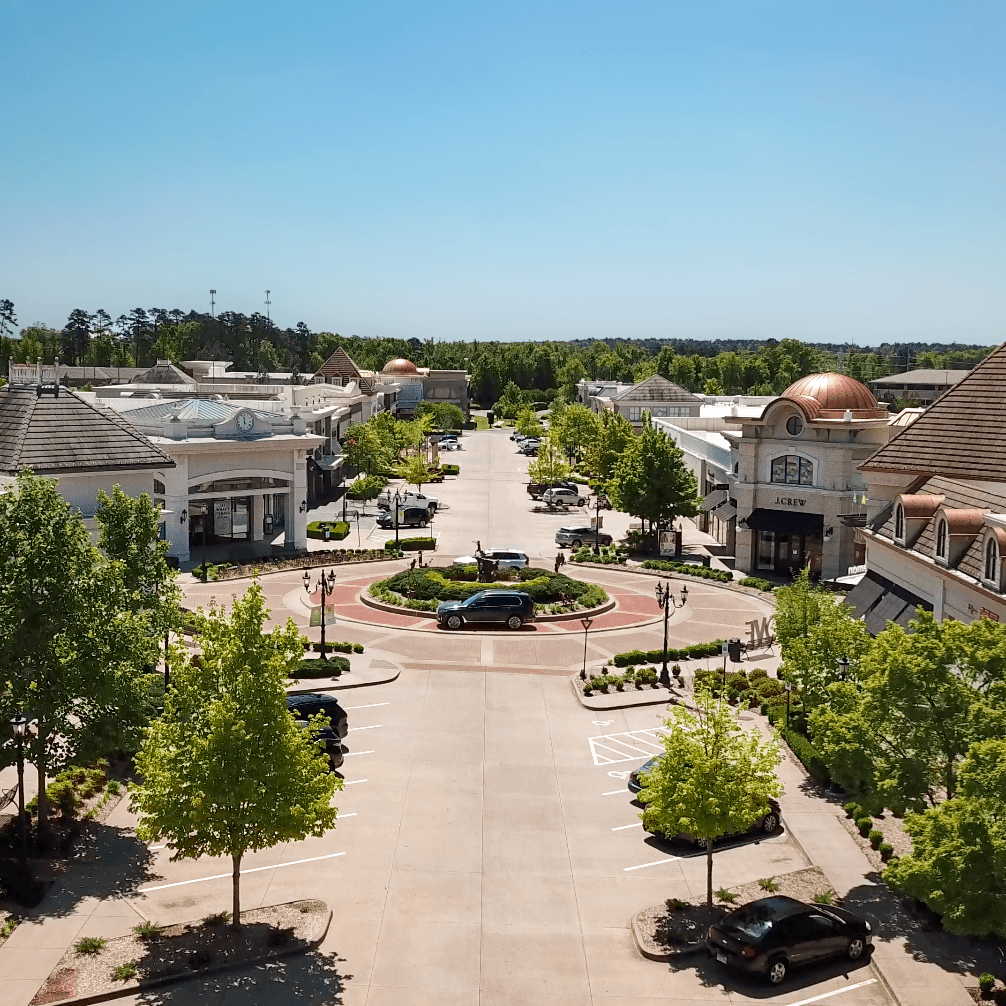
xmin=0 ymin=299 xmax=994 ymax=405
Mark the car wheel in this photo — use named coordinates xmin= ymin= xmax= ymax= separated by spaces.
xmin=762 ymin=811 xmax=780 ymax=833
xmin=507 ymin=615 xmax=523 ymax=630
xmin=577 ymin=498 xmax=586 ymax=506
xmin=571 ymin=539 xmax=582 ymax=548
xmin=766 ymin=955 xmax=788 ymax=985
xmin=420 ymin=518 xmax=428 ymax=527
xmin=446 ymin=614 xmax=463 ymax=630
xmin=847 ymin=937 xmax=865 ymax=960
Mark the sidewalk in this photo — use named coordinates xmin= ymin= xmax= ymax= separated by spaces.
xmin=773 ymin=734 xmax=973 ymax=1005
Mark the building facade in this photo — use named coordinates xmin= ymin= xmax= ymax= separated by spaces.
xmin=868 ymin=368 xmax=971 ymax=406
xmin=587 ymin=374 xmax=703 ymax=430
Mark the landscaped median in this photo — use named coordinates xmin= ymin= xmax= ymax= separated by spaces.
xmin=365 ymin=564 xmax=609 ymax=616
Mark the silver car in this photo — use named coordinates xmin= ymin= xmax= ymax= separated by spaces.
xmin=555 ymin=525 xmax=613 ymax=548
xmin=541 ymin=486 xmax=587 ymax=507
xmin=453 ymin=548 xmax=529 ymax=569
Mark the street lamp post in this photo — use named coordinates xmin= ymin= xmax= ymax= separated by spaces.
xmin=303 ymin=568 xmax=338 ymax=665
xmin=580 ymin=616 xmax=593 ymax=680
xmin=592 ymin=492 xmax=608 ymax=556
xmin=393 ymin=490 xmax=402 ymax=547
xmin=654 ymin=580 xmax=688 ymax=687
xmin=836 ymin=654 xmax=850 ymax=682
xmin=11 ymin=714 xmax=28 ymax=871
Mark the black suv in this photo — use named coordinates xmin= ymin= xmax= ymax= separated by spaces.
xmin=376 ymin=506 xmax=431 ymax=529
xmin=295 ymin=720 xmax=344 ymax=770
xmin=437 ymin=590 xmax=535 ymax=630
xmin=286 ymin=692 xmax=349 ymax=738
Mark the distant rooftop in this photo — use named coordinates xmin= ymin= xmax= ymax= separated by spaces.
xmin=869 ymin=369 xmax=971 ymax=387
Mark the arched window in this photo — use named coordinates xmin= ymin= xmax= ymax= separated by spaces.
xmin=986 ymin=536 xmax=999 ymax=582
xmin=770 ymin=456 xmax=813 ymax=486
xmin=894 ymin=503 xmax=905 ymax=540
xmin=936 ymin=519 xmax=948 ymax=559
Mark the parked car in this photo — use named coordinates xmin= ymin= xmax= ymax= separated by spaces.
xmin=453 ymin=548 xmax=529 ymax=569
xmin=295 ymin=720 xmax=344 ymax=770
xmin=707 ymin=896 xmax=872 ymax=985
xmin=376 ymin=506 xmax=432 ymax=529
xmin=286 ymin=692 xmax=349 ymax=738
xmin=628 ymin=756 xmax=781 ymax=841
xmin=527 ymin=479 xmax=580 ymax=500
xmin=437 ymin=590 xmax=535 ymax=630
xmin=555 ymin=525 xmax=613 ymax=547
xmin=376 ymin=489 xmax=440 ymax=511
xmin=438 ymin=438 xmax=462 ymax=451
xmin=520 ymin=440 xmax=541 ymax=455
xmin=541 ymin=486 xmax=587 ymax=507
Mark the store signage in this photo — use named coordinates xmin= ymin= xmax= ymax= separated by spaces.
xmin=214 ymin=499 xmax=232 ymax=536
xmin=774 ymin=497 xmax=807 ymax=506
xmin=980 ymin=608 xmax=1000 ymax=622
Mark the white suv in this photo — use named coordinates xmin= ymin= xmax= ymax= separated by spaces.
xmin=453 ymin=548 xmax=529 ymax=569
xmin=541 ymin=486 xmax=587 ymax=507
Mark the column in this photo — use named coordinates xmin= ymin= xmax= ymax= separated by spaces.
xmin=251 ymin=495 xmax=265 ymax=542
xmin=285 ymin=454 xmax=309 ymax=551
xmin=163 ymin=454 xmax=190 ymax=564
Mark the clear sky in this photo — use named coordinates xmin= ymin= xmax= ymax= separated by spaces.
xmin=2 ymin=1 xmax=1003 ymax=345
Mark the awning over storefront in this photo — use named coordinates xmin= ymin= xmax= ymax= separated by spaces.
xmin=742 ymin=508 xmax=822 ymax=534
xmin=314 ymin=454 xmax=345 ymax=471
xmin=845 ymin=569 xmax=932 ymax=635
xmin=702 ymin=489 xmax=728 ymax=512
xmin=711 ymin=502 xmax=737 ymax=522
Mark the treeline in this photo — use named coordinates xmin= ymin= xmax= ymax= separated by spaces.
xmin=0 ymin=298 xmax=994 ymax=403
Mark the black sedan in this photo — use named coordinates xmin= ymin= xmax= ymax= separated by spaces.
xmin=707 ymin=896 xmax=872 ymax=984
xmin=628 ymin=757 xmax=781 ymax=842
xmin=437 ymin=590 xmax=535 ymax=630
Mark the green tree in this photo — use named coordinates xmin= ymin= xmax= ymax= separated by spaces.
xmin=607 ymin=415 xmax=700 ymax=535
xmin=343 ymin=422 xmax=392 ymax=476
xmin=583 ymin=409 xmax=633 ymax=479
xmin=702 ymin=378 xmax=724 ymax=395
xmin=396 ymin=454 xmax=432 ymax=494
xmin=0 ymin=470 xmax=158 ymax=832
xmin=527 ymin=435 xmax=571 ymax=486
xmin=415 ymin=401 xmax=464 ymax=431
xmin=493 ymin=380 xmax=526 ymax=420
xmin=551 ymin=403 xmax=600 ymax=463
xmin=884 ymin=738 xmax=1006 ymax=937
xmin=515 ymin=407 xmax=545 ymax=439
xmin=131 ymin=583 xmax=338 ymax=926
xmin=638 ymin=689 xmax=782 ymax=905
xmin=556 ymin=357 xmax=587 ymax=402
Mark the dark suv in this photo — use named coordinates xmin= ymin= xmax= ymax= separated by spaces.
xmin=286 ymin=692 xmax=349 ymax=738
xmin=376 ymin=506 xmax=431 ymax=529
xmin=437 ymin=590 xmax=535 ymax=630
xmin=295 ymin=720 xmax=344 ymax=770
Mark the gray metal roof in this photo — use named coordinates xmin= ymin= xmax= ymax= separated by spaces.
xmin=123 ymin=399 xmax=277 ymax=424
xmin=612 ymin=374 xmax=703 ymax=404
xmin=868 ymin=369 xmax=971 ymax=387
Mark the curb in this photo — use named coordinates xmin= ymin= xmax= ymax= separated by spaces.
xmin=630 ymin=909 xmax=707 ymax=963
xmin=571 ymin=561 xmax=778 ymax=604
xmin=36 ymin=907 xmax=333 ymax=1006
xmin=569 ymin=673 xmax=677 ymax=711
xmin=182 ymin=555 xmax=408 ymax=585
xmin=286 ymin=667 xmax=401 ymax=694
xmin=358 ymin=589 xmax=616 ymax=623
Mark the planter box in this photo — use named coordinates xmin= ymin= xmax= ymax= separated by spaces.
xmin=385 ymin=538 xmax=437 ymax=551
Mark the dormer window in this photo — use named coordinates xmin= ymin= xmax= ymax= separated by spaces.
xmin=894 ymin=503 xmax=905 ymax=541
xmin=986 ymin=537 xmax=1000 ymax=583
xmin=936 ymin=518 xmax=948 ymax=560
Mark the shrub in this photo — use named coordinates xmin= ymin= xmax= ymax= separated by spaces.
xmin=75 ymin=936 xmax=107 ymax=955
xmin=715 ymin=888 xmax=737 ymax=903
xmin=879 ymin=842 xmax=893 ymax=860
xmin=440 ymin=463 xmax=460 ymax=475
xmin=812 ymin=891 xmax=835 ymax=905
xmin=385 ymin=537 xmax=437 ymax=551
xmin=843 ymin=801 xmax=863 ymax=820
xmin=748 ymin=668 xmax=768 ymax=681
xmin=868 ymin=828 xmax=884 ymax=849
xmin=134 ymin=919 xmax=160 ymax=938
xmin=758 ymin=877 xmax=779 ymax=892
xmin=777 ymin=723 xmax=831 ymax=782
xmin=739 ymin=577 xmax=775 ymax=592
xmin=353 ymin=642 xmax=364 ymax=653
xmin=980 ymin=973 xmax=995 ymax=994
xmin=307 ymin=520 xmax=350 ymax=541
xmin=111 ymin=962 xmax=137 ymax=981
xmin=857 ymin=817 xmax=874 ymax=837
xmin=295 ymin=656 xmax=350 ymax=677
xmin=640 ymin=559 xmax=732 ymax=582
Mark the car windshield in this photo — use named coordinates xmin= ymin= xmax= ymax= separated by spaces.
xmin=635 ymin=757 xmax=658 ymax=776
xmin=725 ymin=899 xmax=799 ymax=940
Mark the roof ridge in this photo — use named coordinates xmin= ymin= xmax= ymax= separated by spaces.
xmin=9 ymin=389 xmax=37 ymax=469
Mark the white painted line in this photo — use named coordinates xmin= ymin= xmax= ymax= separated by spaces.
xmin=149 ymin=845 xmax=166 ymax=851
xmin=623 ymin=855 xmax=682 ymax=872
xmin=612 ymin=822 xmax=643 ymax=831
xmin=348 ymin=724 xmax=383 ymax=731
xmin=344 ymin=779 xmax=367 ymax=785
xmin=344 ymin=702 xmax=390 ymax=710
xmin=338 ymin=813 xmax=357 ymax=819
xmin=343 ymin=750 xmax=374 ymax=757
xmin=786 ymin=979 xmax=878 ymax=1006
xmin=601 ymin=790 xmax=625 ymax=796
xmin=139 ymin=852 xmax=346 ymax=892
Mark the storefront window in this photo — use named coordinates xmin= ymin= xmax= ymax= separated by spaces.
xmin=770 ymin=456 xmax=813 ymax=486
xmin=188 ymin=476 xmax=290 ymax=494
xmin=757 ymin=531 xmax=775 ymax=570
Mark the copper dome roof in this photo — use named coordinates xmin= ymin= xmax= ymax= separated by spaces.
xmin=781 ymin=373 xmax=880 ymax=412
xmin=382 ymin=358 xmax=419 ymax=375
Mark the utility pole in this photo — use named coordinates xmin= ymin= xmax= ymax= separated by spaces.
xmin=265 ymin=290 xmax=271 ymax=325
xmin=210 ymin=290 xmax=216 ymax=318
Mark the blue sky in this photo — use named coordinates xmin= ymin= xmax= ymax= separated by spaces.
xmin=2 ymin=1 xmax=1003 ymax=345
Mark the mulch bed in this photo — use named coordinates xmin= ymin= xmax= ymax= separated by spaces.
xmin=30 ymin=899 xmax=328 ymax=1005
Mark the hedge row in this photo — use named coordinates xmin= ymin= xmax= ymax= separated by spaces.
xmin=385 ymin=537 xmax=437 ymax=550
xmin=440 ymin=463 xmax=460 ymax=475
xmin=304 ymin=640 xmax=364 ymax=654
xmin=612 ymin=640 xmax=724 ymax=666
xmin=739 ymin=576 xmax=775 ymax=592
xmin=770 ymin=710 xmax=830 ymax=782
xmin=307 ymin=521 xmax=350 ymax=540
xmin=294 ymin=656 xmax=350 ymax=677
xmin=381 ymin=566 xmax=605 ymax=604
xmin=640 ymin=559 xmax=732 ymax=582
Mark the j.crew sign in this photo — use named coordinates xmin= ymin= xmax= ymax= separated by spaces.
xmin=774 ymin=497 xmax=807 ymax=506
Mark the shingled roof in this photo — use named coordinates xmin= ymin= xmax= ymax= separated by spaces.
xmin=860 ymin=342 xmax=1006 ymax=479
xmin=0 ymin=386 xmax=174 ymax=475
xmin=612 ymin=374 xmax=703 ymax=404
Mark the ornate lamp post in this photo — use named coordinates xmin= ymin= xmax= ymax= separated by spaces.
xmin=303 ymin=568 xmax=338 ymax=664
xmin=393 ymin=489 xmax=402 ymax=548
xmin=836 ymin=654 xmax=850 ymax=682
xmin=592 ymin=492 xmax=608 ymax=556
xmin=11 ymin=714 xmax=28 ymax=871
xmin=654 ymin=580 xmax=688 ymax=688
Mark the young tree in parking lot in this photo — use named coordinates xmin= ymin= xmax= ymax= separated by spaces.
xmin=584 ymin=409 xmax=633 ymax=479
xmin=551 ymin=403 xmax=600 ymax=464
xmin=638 ymin=688 xmax=782 ymax=907
xmin=343 ymin=422 xmax=392 ymax=476
xmin=131 ymin=583 xmax=338 ymax=927
xmin=526 ymin=435 xmax=571 ymax=487
xmin=515 ymin=407 xmax=545 ymax=440
xmin=396 ymin=454 xmax=432 ymax=495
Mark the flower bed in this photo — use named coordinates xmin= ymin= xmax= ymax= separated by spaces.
xmin=613 ymin=641 xmax=724 ymax=666
xmin=200 ymin=548 xmax=404 ymax=581
xmin=368 ymin=565 xmax=608 ymax=614
xmin=640 ymin=559 xmax=732 ymax=582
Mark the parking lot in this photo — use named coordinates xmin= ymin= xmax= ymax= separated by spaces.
xmin=112 ymin=668 xmax=893 ymax=1005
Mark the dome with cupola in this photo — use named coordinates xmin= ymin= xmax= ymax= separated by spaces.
xmin=777 ymin=372 xmax=889 ymax=420
xmin=382 ymin=358 xmax=419 ymax=375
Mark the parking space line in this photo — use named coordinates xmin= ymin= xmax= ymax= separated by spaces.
xmin=588 ymin=728 xmax=668 ymax=766
xmin=138 ymin=851 xmax=346 ymax=892
xmin=348 ymin=724 xmax=383 ymax=731
xmin=343 ymin=750 xmax=374 ymax=757
xmin=344 ymin=779 xmax=367 ymax=785
xmin=786 ymin=979 xmax=877 ymax=1006
xmin=338 ymin=813 xmax=357 ymax=818
xmin=344 ymin=702 xmax=390 ymax=710
xmin=612 ymin=822 xmax=642 ymax=831
xmin=623 ymin=855 xmax=682 ymax=871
